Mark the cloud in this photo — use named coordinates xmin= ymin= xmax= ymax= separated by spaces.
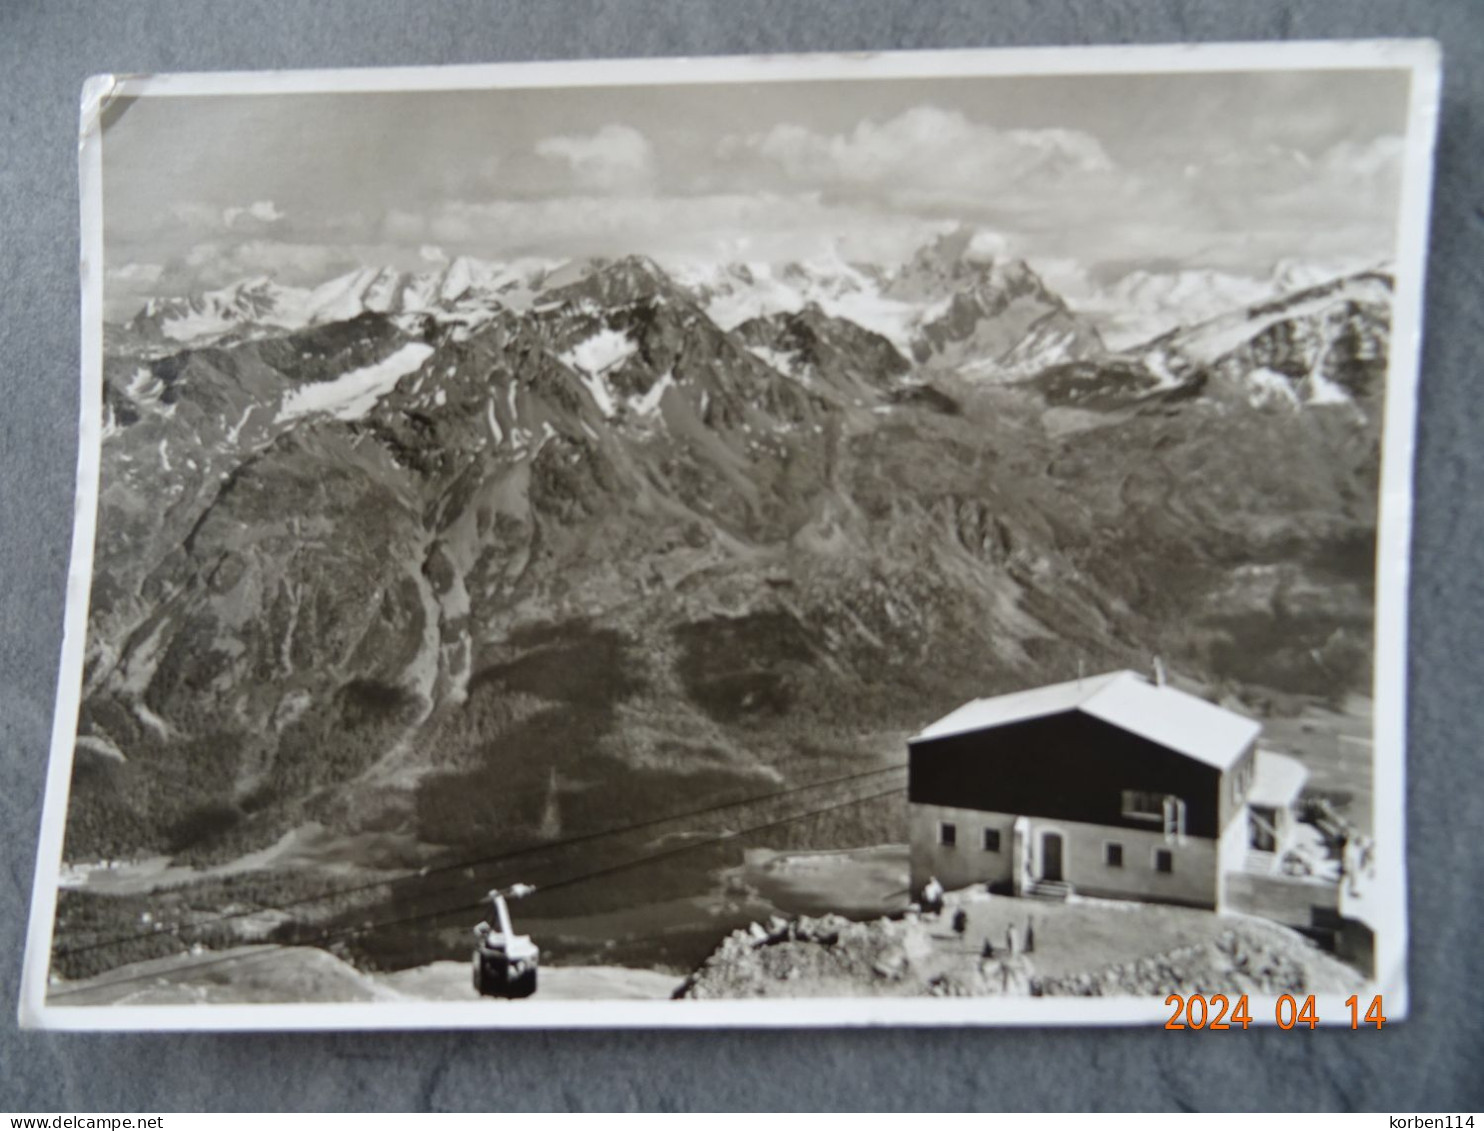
xmin=103 ymin=262 xmax=167 ymax=319
xmin=401 ymin=192 xmax=943 ymax=265
xmin=138 ymin=241 xmax=372 ymax=303
xmin=1157 ymin=135 xmax=1405 ymax=267
xmin=222 ymin=200 xmax=285 ymax=229
xmin=107 ymin=116 xmax=1407 ymax=311
xmin=1321 ymin=135 xmax=1405 ymax=180
xmin=1176 ymin=135 xmax=1403 ymax=215
xmin=721 ymin=107 xmax=1115 ymax=207
xmin=106 ymin=262 xmax=165 ymax=285
xmin=715 ymin=106 xmax=1404 ymax=276
xmin=963 ymin=229 xmax=1011 ymax=263
xmin=156 ymin=200 xmax=287 ymax=239
xmin=535 ymin=124 xmax=655 ymax=193
xmin=111 ymin=192 xmax=947 ymax=310
xmin=109 ymin=236 xmax=463 ymax=317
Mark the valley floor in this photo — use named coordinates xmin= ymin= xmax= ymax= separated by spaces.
xmin=46 ymin=841 xmax=1363 ymax=1008
xmin=1262 ymin=694 xmax=1374 ymax=834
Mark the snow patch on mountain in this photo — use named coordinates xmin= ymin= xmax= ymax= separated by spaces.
xmin=1246 ymin=367 xmax=1302 ymax=408
xmin=136 ymin=278 xmax=311 ymax=344
xmin=559 ymin=328 xmax=639 ymax=417
xmin=277 ymin=343 xmax=435 ymax=423
xmin=224 ymin=405 xmax=257 ymax=445
xmin=1039 ymin=260 xmax=1378 ymax=351
xmin=746 ymin=345 xmax=802 ymax=379
xmin=75 ymin=735 xmax=127 ymax=764
xmin=1304 ymin=368 xmax=1353 ymax=406
xmin=630 ymin=369 xmax=676 ymax=415
xmin=1116 ymin=270 xmax=1389 ymax=415
xmin=302 ymin=268 xmax=404 ymax=324
xmin=125 ymin=258 xmax=571 ymax=349
xmin=125 ymin=366 xmax=166 ymax=405
xmin=1159 ymin=274 xmax=1391 ymax=367
xmin=1142 ymin=349 xmax=1184 ymax=390
xmin=670 ymin=259 xmax=927 ymax=356
xmin=997 ymin=323 xmax=1087 ymax=376
xmin=562 ymin=327 xmax=638 ymax=376
xmin=823 ymin=293 xmax=929 ymax=357
xmin=1075 ymin=269 xmax=1274 ymax=351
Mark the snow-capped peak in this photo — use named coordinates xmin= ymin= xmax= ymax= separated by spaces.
xmin=128 ymin=277 xmax=312 ymax=344
xmin=121 ymin=256 xmax=579 ymax=349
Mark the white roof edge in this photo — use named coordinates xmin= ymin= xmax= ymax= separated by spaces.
xmin=913 ymin=669 xmax=1259 ymax=770
xmin=910 ymin=670 xmax=1131 ymax=743
xmin=1248 ymin=748 xmax=1310 ymax=805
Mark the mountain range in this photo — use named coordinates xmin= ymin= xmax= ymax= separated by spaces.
xmin=68 ymin=232 xmax=1388 ymax=898
xmin=115 ymin=228 xmax=1376 ymax=370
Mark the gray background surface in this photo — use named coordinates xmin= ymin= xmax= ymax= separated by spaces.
xmin=2 ymin=0 xmax=1481 ymax=1112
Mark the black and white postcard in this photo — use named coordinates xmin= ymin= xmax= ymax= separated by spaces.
xmin=22 ymin=41 xmax=1440 ymax=1029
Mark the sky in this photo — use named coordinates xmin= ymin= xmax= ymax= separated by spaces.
xmin=100 ymin=67 xmax=1414 ymax=317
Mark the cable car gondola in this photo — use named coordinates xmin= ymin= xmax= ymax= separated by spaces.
xmin=472 ymin=883 xmax=539 ymax=998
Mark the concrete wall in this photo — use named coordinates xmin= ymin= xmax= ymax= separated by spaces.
xmin=1225 ymin=872 xmax=1339 ymax=930
xmin=911 ymin=803 xmax=1220 ymax=909
xmin=1273 ymin=804 xmax=1294 ymax=852
xmin=1218 ymin=744 xmax=1259 ymax=829
xmin=1050 ymin=813 xmax=1220 ymax=909
xmin=909 ymin=802 xmax=1017 ymax=895
xmin=1216 ymin=805 xmax=1250 ymax=911
xmin=1334 ymin=918 xmax=1377 ymax=980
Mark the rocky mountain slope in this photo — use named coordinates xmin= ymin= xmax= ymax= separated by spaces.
xmin=66 ymin=237 xmax=1388 ymax=905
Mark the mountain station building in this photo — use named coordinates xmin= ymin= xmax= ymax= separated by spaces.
xmin=907 ymin=670 xmax=1309 ymax=911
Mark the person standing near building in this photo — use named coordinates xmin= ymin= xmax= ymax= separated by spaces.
xmin=921 ymin=876 xmax=945 ymax=916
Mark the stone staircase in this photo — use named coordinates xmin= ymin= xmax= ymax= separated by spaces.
xmin=1027 ymin=879 xmax=1074 ymax=901
xmin=1243 ymin=850 xmax=1280 ymax=875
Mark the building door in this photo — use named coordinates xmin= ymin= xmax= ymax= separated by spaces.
xmin=1249 ymin=806 xmax=1279 ymax=853
xmin=1040 ymin=831 xmax=1064 ymax=882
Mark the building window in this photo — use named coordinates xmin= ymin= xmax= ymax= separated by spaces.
xmin=1123 ymin=791 xmax=1186 ymax=839
xmin=983 ymin=828 xmax=1001 ymax=853
xmin=1105 ymin=843 xmax=1123 ymax=868
xmin=1121 ymin=790 xmax=1165 ymax=821
xmin=1162 ymin=796 xmax=1187 ymax=841
xmin=1154 ymin=848 xmax=1174 ymax=874
xmin=939 ymin=821 xmax=957 ymax=848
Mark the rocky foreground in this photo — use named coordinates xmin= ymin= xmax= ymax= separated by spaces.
xmin=676 ymin=901 xmax=1364 ymax=1000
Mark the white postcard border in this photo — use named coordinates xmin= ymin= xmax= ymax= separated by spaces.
xmin=21 ymin=37 xmax=1442 ymax=1031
